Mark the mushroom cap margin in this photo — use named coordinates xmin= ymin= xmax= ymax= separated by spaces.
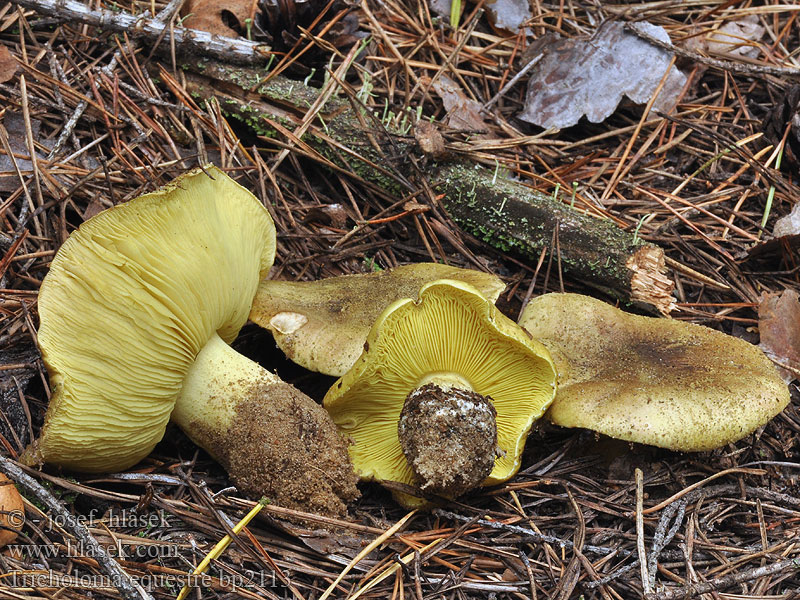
xmin=249 ymin=263 xmax=507 ymax=377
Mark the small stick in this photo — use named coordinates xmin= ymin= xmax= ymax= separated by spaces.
xmin=636 ymin=468 xmax=652 ymax=596
xmin=12 ymin=0 xmax=270 ymax=64
xmin=639 ymin=468 xmax=766 ymax=515
xmin=482 ymin=54 xmax=542 ymax=111
xmin=644 ymin=557 xmax=800 ymax=600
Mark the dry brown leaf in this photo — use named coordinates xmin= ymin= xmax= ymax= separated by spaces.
xmin=485 ymin=0 xmax=531 ymax=33
xmin=774 ymin=201 xmax=800 ymax=238
xmin=428 ymin=0 xmax=450 ymax=19
xmin=700 ymin=16 xmax=764 ymax=59
xmin=181 ymin=0 xmax=253 ymax=37
xmin=429 ymin=75 xmax=489 ymax=135
xmin=0 ymin=44 xmax=17 ymax=84
xmin=414 ymin=120 xmax=447 ymax=158
xmin=0 ymin=111 xmax=43 ymax=192
xmin=303 ymin=204 xmax=348 ymax=229
xmin=759 ymin=289 xmax=800 ymax=382
xmin=519 ymin=21 xmax=686 ymax=129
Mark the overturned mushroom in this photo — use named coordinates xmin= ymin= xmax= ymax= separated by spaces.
xmin=250 ymin=264 xmax=506 ymax=376
xmin=22 ymin=166 xmax=358 ymax=516
xmin=519 ymin=293 xmax=790 ymax=451
xmin=324 ymin=280 xmax=557 ymax=507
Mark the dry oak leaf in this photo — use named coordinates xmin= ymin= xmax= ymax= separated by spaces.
xmin=519 ymin=21 xmax=686 ymax=129
xmin=759 ymin=289 xmax=800 ymax=383
xmin=703 ymin=16 xmax=764 ymax=59
xmin=485 ymin=0 xmax=532 ymax=34
xmin=181 ymin=0 xmax=254 ymax=38
xmin=0 ymin=44 xmax=17 ymax=84
xmin=429 ymin=75 xmax=489 ymax=136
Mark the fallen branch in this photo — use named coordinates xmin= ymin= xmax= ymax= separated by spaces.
xmin=435 ymin=163 xmax=674 ymax=312
xmin=0 ymin=455 xmax=153 ymax=600
xmin=12 ymin=0 xmax=270 ymax=64
xmin=178 ymin=61 xmax=675 ymax=312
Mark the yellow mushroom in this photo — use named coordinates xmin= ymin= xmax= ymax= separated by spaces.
xmin=519 ymin=293 xmax=790 ymax=451
xmin=250 ymin=264 xmax=506 ymax=376
xmin=22 ymin=166 xmax=358 ymax=516
xmin=324 ymin=280 xmax=557 ymax=507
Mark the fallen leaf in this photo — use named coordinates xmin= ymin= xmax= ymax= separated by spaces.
xmin=429 ymin=75 xmax=489 ymax=135
xmin=181 ymin=0 xmax=253 ymax=37
xmin=414 ymin=120 xmax=447 ymax=158
xmin=485 ymin=0 xmax=532 ymax=33
xmin=0 ymin=45 xmax=17 ymax=84
xmin=428 ymin=0 xmax=450 ymax=19
xmin=0 ymin=111 xmax=43 ymax=192
xmin=759 ymin=289 xmax=800 ymax=382
xmin=704 ymin=16 xmax=764 ymax=59
xmin=519 ymin=21 xmax=687 ymax=129
xmin=303 ymin=204 xmax=348 ymax=229
xmin=774 ymin=200 xmax=800 ymax=239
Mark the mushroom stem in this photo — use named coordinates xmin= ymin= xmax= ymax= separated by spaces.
xmin=172 ymin=333 xmax=360 ymax=515
xmin=173 ymin=332 xmax=279 ymax=434
xmin=397 ymin=382 xmax=500 ymax=499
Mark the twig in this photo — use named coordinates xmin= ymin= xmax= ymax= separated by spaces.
xmin=482 ymin=54 xmax=542 ymax=111
xmin=644 ymin=557 xmax=800 ymax=600
xmin=636 ymin=468 xmax=652 ymax=596
xmin=639 ymin=468 xmax=766 ymax=515
xmin=12 ymin=0 xmax=271 ymax=64
xmin=434 ymin=509 xmax=633 ymax=558
xmin=648 ymin=499 xmax=687 ymax=589
xmin=0 ymin=455 xmax=153 ymax=600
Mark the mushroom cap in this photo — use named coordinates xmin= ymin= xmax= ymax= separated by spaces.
xmin=250 ymin=264 xmax=506 ymax=376
xmin=519 ymin=293 xmax=790 ymax=451
xmin=323 ymin=279 xmax=557 ymax=501
xmin=23 ymin=166 xmax=276 ymax=472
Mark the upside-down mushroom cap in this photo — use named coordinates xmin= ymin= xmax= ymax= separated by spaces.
xmin=249 ymin=264 xmax=506 ymax=376
xmin=23 ymin=166 xmax=276 ymax=472
xmin=324 ymin=280 xmax=557 ymax=502
xmin=518 ymin=293 xmax=790 ymax=451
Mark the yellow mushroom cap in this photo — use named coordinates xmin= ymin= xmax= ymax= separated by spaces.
xmin=250 ymin=264 xmax=506 ymax=376
xmin=23 ymin=166 xmax=276 ymax=472
xmin=519 ymin=293 xmax=791 ymax=451
xmin=323 ymin=280 xmax=557 ymax=504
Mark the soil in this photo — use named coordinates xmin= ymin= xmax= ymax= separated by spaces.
xmin=196 ymin=380 xmax=360 ymax=518
xmin=398 ymin=383 xmax=498 ymax=498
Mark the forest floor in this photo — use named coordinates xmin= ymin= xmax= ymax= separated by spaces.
xmin=0 ymin=0 xmax=799 ymax=598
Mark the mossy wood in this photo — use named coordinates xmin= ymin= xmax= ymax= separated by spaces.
xmin=181 ymin=60 xmax=674 ymax=313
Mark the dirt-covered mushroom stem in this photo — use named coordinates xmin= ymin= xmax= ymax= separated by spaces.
xmin=172 ymin=333 xmax=358 ymax=516
xmin=398 ymin=382 xmax=499 ymax=498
